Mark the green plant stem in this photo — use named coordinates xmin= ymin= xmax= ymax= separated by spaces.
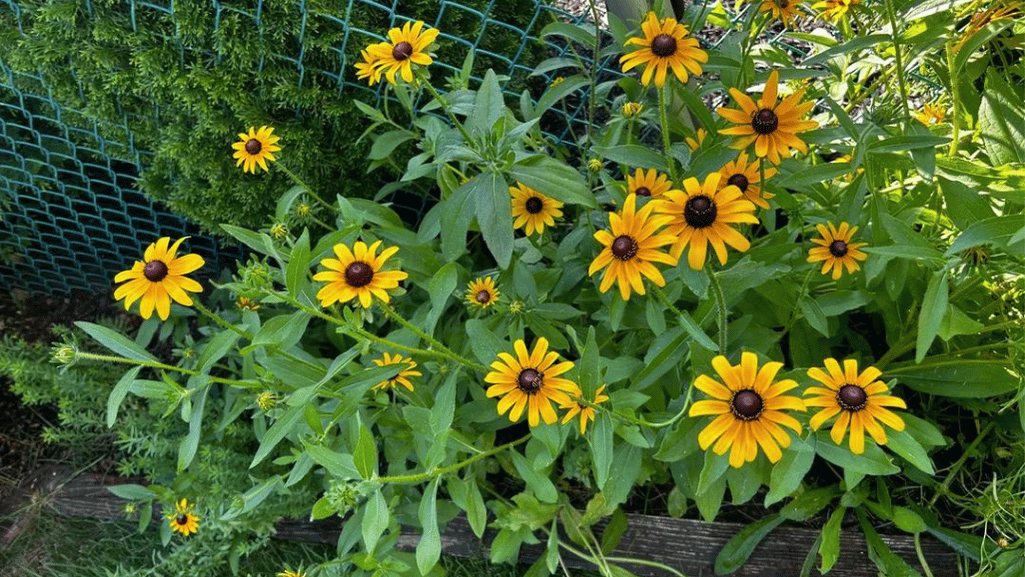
xmin=844 ymin=67 xmax=896 ymax=114
xmin=604 ymin=557 xmax=686 ymax=577
xmin=374 ymin=435 xmax=529 ymax=484
xmin=882 ymin=0 xmax=911 ymax=122
xmin=928 ymin=421 xmax=995 ymax=507
xmin=706 ymin=266 xmax=728 ymax=352
xmin=875 ymin=319 xmax=1022 ymax=369
xmin=782 ymin=269 xmax=817 ymax=337
xmin=945 ymin=39 xmax=961 ymax=157
xmin=269 ymin=290 xmax=483 ymax=371
xmin=71 ymin=351 xmax=262 ymax=389
xmin=377 ymin=302 xmax=484 ymax=371
xmin=915 ymin=533 xmax=936 ymax=577
xmin=418 ymin=73 xmax=474 ymax=144
xmin=274 ymin=163 xmax=333 ymax=211
xmin=658 ymin=86 xmax=678 ymax=183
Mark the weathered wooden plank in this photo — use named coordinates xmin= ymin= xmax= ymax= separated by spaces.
xmin=8 ymin=468 xmax=959 ymax=577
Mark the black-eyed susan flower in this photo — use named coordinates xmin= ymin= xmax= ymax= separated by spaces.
xmin=653 ymin=173 xmax=758 ymax=270
xmin=717 ymin=70 xmax=818 ymax=165
xmin=806 ymin=222 xmax=868 ymax=280
xmin=911 ymin=102 xmax=945 ymax=126
xmin=236 ymin=296 xmax=260 ymax=311
xmin=560 ymin=385 xmax=609 ymax=434
xmin=277 ymin=568 xmax=307 ymax=577
xmin=685 ymin=128 xmax=708 ymax=152
xmin=718 ymin=152 xmax=777 ymax=210
xmin=759 ymin=0 xmax=803 ymax=27
xmin=626 ymin=167 xmax=675 ymax=199
xmin=365 ymin=21 xmax=439 ymax=85
xmin=622 ymin=102 xmax=644 ymax=118
xmin=588 ymin=194 xmax=677 ymax=301
xmin=805 ymin=358 xmax=907 ymax=454
xmin=619 ymin=11 xmax=708 ymax=88
xmin=485 ymin=338 xmax=578 ymax=427
xmin=313 ymin=240 xmax=408 ymax=308
xmin=114 ymin=237 xmax=204 ymax=321
xmin=953 ymin=3 xmax=1021 ymax=53
xmin=689 ymin=352 xmax=806 ymax=468
xmin=232 ymin=126 xmax=281 ymax=173
xmin=510 ymin=183 xmax=564 ymax=236
xmin=813 ymin=0 xmax=860 ymax=22
xmin=167 ymin=498 xmax=199 ymax=537
xmin=466 ymin=277 xmax=500 ymax=309
xmin=372 ymin=353 xmax=421 ymax=392
xmin=354 ymin=48 xmax=382 ymax=86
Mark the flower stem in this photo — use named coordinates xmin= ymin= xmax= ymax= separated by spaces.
xmin=928 ymin=421 xmax=995 ymax=507
xmin=274 ymin=163 xmax=333 ymax=211
xmin=882 ymin=0 xmax=911 ymax=123
xmin=945 ymin=39 xmax=961 ymax=158
xmin=706 ymin=266 xmax=728 ymax=352
xmin=374 ymin=435 xmax=529 ymax=484
xmin=915 ymin=533 xmax=936 ymax=577
xmin=72 ymin=351 xmax=262 ymax=389
xmin=418 ymin=73 xmax=474 ymax=144
xmin=378 ymin=302 xmax=487 ymax=372
xmin=658 ymin=86 xmax=678 ymax=183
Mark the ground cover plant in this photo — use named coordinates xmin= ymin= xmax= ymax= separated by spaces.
xmin=26 ymin=0 xmax=1025 ymax=575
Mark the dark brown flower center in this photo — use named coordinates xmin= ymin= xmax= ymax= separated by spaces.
xmin=650 ymin=34 xmax=677 ymax=57
xmin=517 ymin=368 xmax=543 ymax=393
xmin=525 ymin=196 xmax=543 ymax=214
xmin=837 ymin=384 xmax=867 ymax=411
xmin=752 ymin=108 xmax=779 ymax=135
xmin=476 ymin=290 xmax=491 ymax=304
xmin=684 ymin=195 xmax=717 ymax=228
xmin=634 ymin=186 xmax=652 ymax=197
xmin=829 ymin=240 xmax=848 ymax=257
xmin=731 ymin=390 xmax=763 ymax=420
xmin=611 ymin=235 xmax=638 ymax=260
xmin=176 ymin=514 xmax=190 ymax=525
xmin=143 ymin=260 xmax=169 ymax=282
xmin=779 ymin=0 xmax=789 ymax=8
xmin=392 ymin=41 xmax=414 ymax=61
xmin=245 ymin=138 xmax=262 ymax=155
xmin=727 ymin=174 xmax=749 ymax=192
xmin=344 ymin=261 xmax=374 ymax=287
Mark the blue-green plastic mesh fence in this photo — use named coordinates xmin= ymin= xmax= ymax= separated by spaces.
xmin=0 ymin=0 xmax=618 ymax=295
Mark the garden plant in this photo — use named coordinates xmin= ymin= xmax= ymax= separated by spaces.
xmin=14 ymin=0 xmax=1025 ymax=575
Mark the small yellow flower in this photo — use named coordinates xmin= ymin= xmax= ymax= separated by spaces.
xmin=278 ymin=569 xmax=307 ymax=577
xmin=911 ymin=102 xmax=945 ymax=126
xmin=313 ymin=241 xmax=408 ymax=308
xmin=626 ymin=167 xmax=676 ymax=199
xmin=588 ymin=158 xmax=604 ymax=173
xmin=717 ymin=152 xmax=776 ymax=210
xmin=354 ymin=48 xmax=382 ymax=85
xmin=365 ymin=21 xmax=440 ymax=85
xmin=232 ymin=126 xmax=281 ymax=173
xmin=685 ymin=128 xmax=707 ymax=152
xmin=372 ymin=353 xmax=422 ymax=392
xmin=256 ymin=391 xmax=277 ymax=411
xmin=805 ymin=358 xmax=907 ymax=454
xmin=620 ymin=11 xmax=709 ymax=87
xmin=560 ymin=385 xmax=610 ymax=434
xmin=510 ymin=183 xmax=564 ymax=235
xmin=236 ymin=297 xmax=260 ymax=311
xmin=551 ymin=76 xmax=565 ymax=87
xmin=813 ymin=0 xmax=860 ymax=22
xmin=167 ymin=498 xmax=200 ymax=537
xmin=466 ymin=277 xmax=500 ymax=309
xmin=806 ymin=222 xmax=868 ymax=280
xmin=622 ymin=102 xmax=644 ymax=118
xmin=588 ymin=194 xmax=678 ymax=301
xmin=759 ymin=0 xmax=803 ymax=27
xmin=295 ymin=202 xmax=312 ymax=219
xmin=114 ymin=237 xmax=204 ymax=320
xmin=269 ymin=223 xmax=289 ymax=240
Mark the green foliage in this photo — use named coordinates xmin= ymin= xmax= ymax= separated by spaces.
xmin=1 ymin=0 xmax=540 ymax=234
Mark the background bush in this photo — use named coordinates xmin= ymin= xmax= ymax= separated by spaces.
xmin=1 ymin=0 xmax=541 ymax=233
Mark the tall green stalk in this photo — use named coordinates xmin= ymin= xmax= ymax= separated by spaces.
xmin=882 ymin=0 xmax=911 ymax=122
xmin=658 ymin=86 xmax=679 ymax=183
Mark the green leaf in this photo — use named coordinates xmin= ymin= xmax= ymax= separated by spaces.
xmin=540 ymin=21 xmax=597 ymax=47
xmin=938 ymin=177 xmax=994 ymax=230
xmin=76 ymin=322 xmax=158 ymax=363
xmin=107 ymin=483 xmax=157 ymax=500
xmin=354 ymin=424 xmax=378 ymax=479
xmin=802 ymin=34 xmax=889 ymax=66
xmin=591 ymin=145 xmax=668 ymax=173
xmin=417 ymin=477 xmax=442 ymax=575
xmin=798 ymin=297 xmax=829 ymax=337
xmin=765 ymin=434 xmax=816 ymax=507
xmin=887 ymin=361 xmax=1018 ymax=398
xmin=633 ymin=327 xmax=688 ymax=391
xmin=196 ymin=330 xmax=241 ymax=373
xmin=675 ymin=309 xmax=719 ymax=351
xmin=886 ymin=429 xmax=935 ymax=475
xmin=925 ymin=526 xmax=988 ymax=562
xmin=780 ymin=487 xmax=839 ymax=521
xmin=858 ymin=510 xmax=923 ymax=577
xmin=590 ymin=413 xmax=614 ymax=489
xmin=304 ymin=444 xmax=359 ymax=479
xmin=892 ymin=506 xmax=928 ymax=534
xmin=509 ymin=155 xmax=595 ymax=207
xmin=251 ymin=405 xmax=305 ymax=468
xmin=178 ymin=383 xmax=208 ymax=472
xmin=714 ymin=514 xmax=786 ymax=574
xmin=474 ymin=169 xmax=513 ymax=269
xmin=426 ymin=261 xmax=460 ymax=332
xmin=275 ymin=185 xmax=306 ymax=221
xmin=945 ymin=215 xmax=1025 ymax=256
xmin=466 ymin=478 xmax=487 ymax=539
xmin=510 ymin=450 xmax=557 ymax=503
xmin=815 ymin=432 xmax=900 ymax=476
xmin=980 ymin=68 xmax=1025 ymax=165
xmin=867 ymin=135 xmax=949 ymax=153
xmin=440 ymin=180 xmax=475 ymax=261
xmin=784 ymin=163 xmax=857 ymax=190
xmin=697 ymin=449 xmax=730 ymax=496
xmin=220 ymin=224 xmax=272 ymax=255
xmin=106 ymin=366 xmax=142 ymax=428
xmin=369 ymin=130 xmax=415 ymax=161
xmin=465 ymin=319 xmax=507 ymax=365
xmin=819 ymin=506 xmax=845 ymax=573
xmin=244 ymin=312 xmax=311 ymax=354
xmin=467 ymin=70 xmax=504 ymax=136
xmin=916 ymin=270 xmax=948 ymax=363
xmin=601 ymin=508 xmax=629 ymax=554
xmin=362 ymin=490 xmax=389 ymax=553
xmin=285 ymin=228 xmax=311 ymax=295
xmin=533 ymin=75 xmax=590 ymax=119
xmin=861 ymin=245 xmax=945 ymax=264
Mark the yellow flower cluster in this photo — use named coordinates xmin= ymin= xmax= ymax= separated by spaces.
xmin=355 ymin=21 xmax=440 ymax=86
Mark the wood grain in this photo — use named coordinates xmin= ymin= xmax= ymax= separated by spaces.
xmin=5 ymin=467 xmax=959 ymax=577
